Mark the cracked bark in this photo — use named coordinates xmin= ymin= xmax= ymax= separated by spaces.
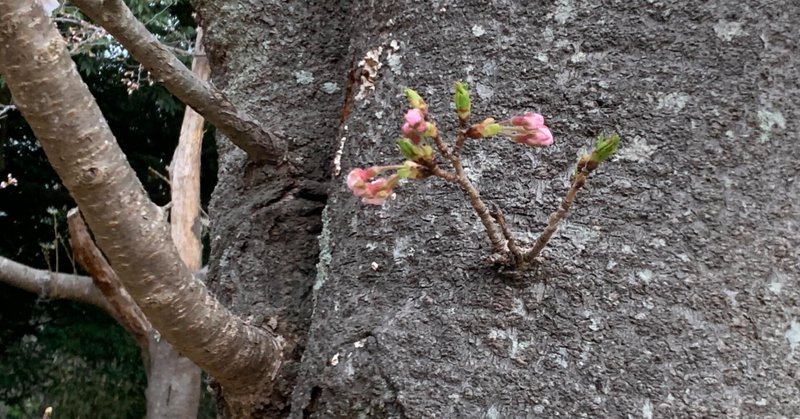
xmin=199 ymin=0 xmax=800 ymax=417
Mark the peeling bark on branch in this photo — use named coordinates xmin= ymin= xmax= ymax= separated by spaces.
xmin=70 ymin=0 xmax=286 ymax=164
xmin=170 ymin=28 xmax=208 ymax=273
xmin=0 ymin=0 xmax=283 ymax=396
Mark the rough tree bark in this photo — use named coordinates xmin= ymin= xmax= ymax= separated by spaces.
xmin=3 ymin=0 xmax=798 ymax=417
xmin=198 ymin=0 xmax=800 ymax=417
xmin=192 ymin=0 xmax=350 ymax=415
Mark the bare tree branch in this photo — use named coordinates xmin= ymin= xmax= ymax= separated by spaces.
xmin=70 ymin=0 xmax=286 ymax=164
xmin=0 ymin=1 xmax=284 ymax=395
xmin=66 ymin=208 xmax=151 ymax=353
xmin=170 ymin=27 xmax=208 ymax=272
xmin=0 ymin=255 xmax=110 ymax=311
xmin=0 ymin=104 xmax=15 ymax=119
xmin=152 ymin=29 xmax=210 ymax=417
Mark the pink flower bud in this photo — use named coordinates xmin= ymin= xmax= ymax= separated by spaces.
xmin=514 ymin=126 xmax=553 ymax=147
xmin=360 ymin=176 xmax=398 ymax=205
xmin=346 ymin=168 xmax=378 ymax=197
xmin=402 ymin=108 xmax=428 ymax=144
xmin=405 ymin=108 xmax=425 ymax=126
xmin=510 ymin=112 xmax=544 ymax=131
xmin=401 ymin=122 xmax=422 ymax=144
xmin=347 ymin=169 xmax=399 ymax=205
xmin=501 ymin=112 xmax=554 ymax=147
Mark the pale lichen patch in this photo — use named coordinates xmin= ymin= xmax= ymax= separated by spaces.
xmin=713 ymin=20 xmax=745 ymax=42
xmin=617 ymin=135 xmax=656 ymax=163
xmin=553 ymin=0 xmax=574 ymax=24
xmin=321 ymin=82 xmax=341 ymax=94
xmin=293 ymin=70 xmax=314 ymax=85
xmin=656 ymin=92 xmax=689 ymax=112
xmin=757 ymin=109 xmax=785 ymax=143
xmin=642 ymin=398 xmax=654 ymax=419
xmin=313 ymin=207 xmax=333 ymax=294
xmin=785 ymin=320 xmax=800 ymax=355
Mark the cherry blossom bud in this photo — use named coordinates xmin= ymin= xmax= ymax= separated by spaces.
xmin=402 ymin=108 xmax=428 ymax=144
xmin=361 ymin=175 xmax=400 ymax=205
xmin=507 ymin=112 xmax=553 ymax=147
xmin=346 ymin=168 xmax=378 ymax=197
xmin=0 ymin=173 xmax=18 ymax=189
xmin=424 ymin=122 xmax=438 ymax=138
xmin=397 ymin=161 xmax=425 ymax=180
xmin=397 ymin=138 xmax=434 ymax=163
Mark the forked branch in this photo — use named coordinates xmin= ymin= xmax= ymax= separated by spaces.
xmin=70 ymin=0 xmax=285 ymax=164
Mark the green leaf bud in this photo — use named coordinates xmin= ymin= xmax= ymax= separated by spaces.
xmin=454 ymin=81 xmax=471 ymax=121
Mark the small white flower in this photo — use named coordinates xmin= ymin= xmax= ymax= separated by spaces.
xmin=0 ymin=173 xmax=17 ymax=189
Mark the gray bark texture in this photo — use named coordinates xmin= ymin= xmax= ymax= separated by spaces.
xmin=198 ymin=0 xmax=799 ymax=417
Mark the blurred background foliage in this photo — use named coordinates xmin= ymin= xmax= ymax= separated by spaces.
xmin=0 ymin=0 xmax=218 ymax=417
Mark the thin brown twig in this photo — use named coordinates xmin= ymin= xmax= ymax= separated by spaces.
xmin=452 ymin=116 xmax=469 ymax=156
xmin=67 ymin=208 xmax=152 ymax=354
xmin=428 ymin=164 xmax=458 ymax=182
xmin=425 ymin=124 xmax=507 ymax=254
xmin=523 ymin=168 xmax=590 ymax=263
xmin=148 ymin=166 xmax=171 ymax=186
xmin=453 ymin=130 xmax=467 ymax=157
xmin=490 ymin=203 xmax=523 ymax=261
xmin=450 ymin=158 xmax=507 ymax=253
xmin=430 ymin=132 xmax=452 ymax=161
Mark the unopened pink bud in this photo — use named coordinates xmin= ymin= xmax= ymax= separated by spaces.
xmin=405 ymin=108 xmax=425 ymax=126
xmin=360 ymin=176 xmax=398 ymax=205
xmin=402 ymin=108 xmax=427 ymax=144
xmin=501 ymin=112 xmax=554 ymax=147
xmin=346 ymin=168 xmax=379 ymax=197
xmin=514 ymin=126 xmax=553 ymax=147
xmin=510 ymin=112 xmax=544 ymax=130
xmin=402 ymin=122 xmax=422 ymax=144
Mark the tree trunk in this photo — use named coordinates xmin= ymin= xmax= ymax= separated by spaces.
xmin=0 ymin=0 xmax=283 ymax=400
xmin=201 ymin=0 xmax=800 ymax=417
xmin=145 ymin=336 xmax=202 ymax=419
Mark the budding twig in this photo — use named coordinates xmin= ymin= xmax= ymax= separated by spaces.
xmin=523 ymin=167 xmax=589 ymax=263
xmin=347 ymin=84 xmax=619 ymax=271
xmin=452 ymin=128 xmax=467 ymax=157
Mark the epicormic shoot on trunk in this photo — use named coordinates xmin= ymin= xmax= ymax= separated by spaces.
xmin=346 ymin=83 xmax=620 ymax=270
